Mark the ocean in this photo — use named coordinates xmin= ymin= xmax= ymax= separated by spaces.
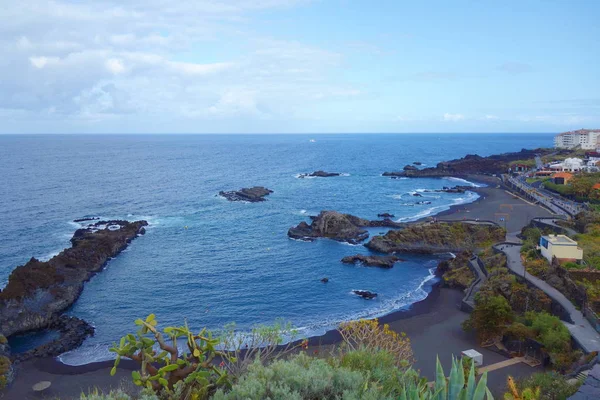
xmin=0 ymin=133 xmax=553 ymax=365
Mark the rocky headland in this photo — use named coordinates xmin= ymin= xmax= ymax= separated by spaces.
xmin=365 ymin=222 xmax=506 ymax=254
xmin=382 ymin=148 xmax=553 ymax=178
xmin=288 ymin=211 xmax=404 ymax=244
xmin=298 ymin=170 xmax=341 ymax=178
xmin=341 ymin=254 xmax=403 ymax=268
xmin=219 ymin=186 xmax=273 ymax=202
xmin=0 ymin=220 xmax=147 ymax=356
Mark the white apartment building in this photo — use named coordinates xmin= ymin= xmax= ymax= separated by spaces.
xmin=554 ymin=129 xmax=600 ymax=150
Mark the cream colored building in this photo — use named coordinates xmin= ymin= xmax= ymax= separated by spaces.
xmin=539 ymin=235 xmax=583 ymax=263
xmin=554 ymin=129 xmax=600 ymax=150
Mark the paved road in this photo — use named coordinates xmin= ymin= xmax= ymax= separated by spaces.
xmin=505 ymin=175 xmax=586 ymax=217
xmin=495 ymin=243 xmax=600 ymax=353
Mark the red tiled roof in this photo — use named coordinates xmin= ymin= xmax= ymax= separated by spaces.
xmin=553 ymin=172 xmax=573 ymax=179
xmin=593 ymin=183 xmax=600 ymax=190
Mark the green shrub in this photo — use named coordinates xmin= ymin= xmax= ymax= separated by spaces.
xmin=463 ymin=293 xmax=514 ymax=342
xmin=109 ymin=314 xmax=229 ymax=399
xmin=517 ymin=372 xmax=579 ymax=400
xmin=213 ymin=352 xmax=492 ymax=400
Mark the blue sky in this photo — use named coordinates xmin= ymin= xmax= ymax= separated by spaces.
xmin=1 ymin=0 xmax=598 ymax=133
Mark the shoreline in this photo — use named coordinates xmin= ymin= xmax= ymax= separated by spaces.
xmin=10 ymin=175 xmax=494 ymax=371
xmin=4 ymin=174 xmax=559 ymax=399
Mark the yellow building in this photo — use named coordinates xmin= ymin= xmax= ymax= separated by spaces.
xmin=539 ymin=235 xmax=583 ymax=264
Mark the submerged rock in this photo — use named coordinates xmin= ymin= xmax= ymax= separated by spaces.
xmin=219 ymin=186 xmax=273 ymax=202
xmin=377 ymin=213 xmax=395 ymax=219
xmin=73 ymin=217 xmax=100 ymax=223
xmin=352 ymin=290 xmax=377 ymax=300
xmin=341 ymin=254 xmax=403 ymax=268
xmin=413 ymin=162 xmax=422 ymax=165
xmin=299 ymin=170 xmax=341 ymax=178
xmin=321 ymin=277 xmax=329 ymax=283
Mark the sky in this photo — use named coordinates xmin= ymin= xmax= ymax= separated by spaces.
xmin=1 ymin=0 xmax=599 ymax=134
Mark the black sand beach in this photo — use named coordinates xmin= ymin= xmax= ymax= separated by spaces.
xmin=2 ymin=182 xmax=554 ymax=399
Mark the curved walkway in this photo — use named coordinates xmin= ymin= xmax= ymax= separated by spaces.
xmin=494 ymin=242 xmax=600 ymax=353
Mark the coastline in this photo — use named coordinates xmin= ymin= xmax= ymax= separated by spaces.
xmin=3 ymin=175 xmax=557 ymax=398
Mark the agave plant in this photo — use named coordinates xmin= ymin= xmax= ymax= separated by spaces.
xmin=400 ymin=356 xmax=493 ymax=400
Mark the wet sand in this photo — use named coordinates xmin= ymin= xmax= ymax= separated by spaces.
xmin=3 ymin=182 xmax=551 ymax=399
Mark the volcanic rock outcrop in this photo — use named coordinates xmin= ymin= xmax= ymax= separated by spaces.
xmin=219 ymin=186 xmax=273 ymax=202
xmin=288 ymin=211 xmax=404 ymax=244
xmin=341 ymin=254 xmax=403 ymax=268
xmin=0 ymin=220 xmax=148 ymax=338
xmin=365 ymin=222 xmax=505 ymax=254
xmin=382 ymin=148 xmax=553 ymax=178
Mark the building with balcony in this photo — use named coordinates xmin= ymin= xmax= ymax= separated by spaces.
xmin=539 ymin=234 xmax=583 ymax=264
xmin=554 ymin=129 xmax=600 ymax=150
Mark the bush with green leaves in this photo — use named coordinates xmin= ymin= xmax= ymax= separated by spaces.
xmin=516 ymin=372 xmax=579 ymax=400
xmin=109 ymin=314 xmax=229 ymax=399
xmin=218 ymin=320 xmax=304 ymax=379
xmin=463 ymin=293 xmax=514 ymax=343
xmin=212 ymin=351 xmax=492 ymax=400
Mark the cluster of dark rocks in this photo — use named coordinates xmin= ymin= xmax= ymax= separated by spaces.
xmin=219 ymin=186 xmax=273 ymax=202
xmin=341 ymin=254 xmax=403 ymax=268
xmin=298 ymin=170 xmax=341 ymax=178
xmin=352 ymin=290 xmax=377 ymax=300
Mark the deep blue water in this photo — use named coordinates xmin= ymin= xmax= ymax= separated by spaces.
xmin=0 ymin=133 xmax=553 ymax=364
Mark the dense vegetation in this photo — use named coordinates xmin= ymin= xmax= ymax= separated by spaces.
xmin=96 ymin=316 xmax=493 ymax=400
xmin=543 ymin=172 xmax=600 ymax=201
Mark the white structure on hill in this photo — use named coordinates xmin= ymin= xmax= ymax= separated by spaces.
xmin=548 ymin=157 xmax=585 ymax=172
xmin=554 ymin=129 xmax=600 ymax=150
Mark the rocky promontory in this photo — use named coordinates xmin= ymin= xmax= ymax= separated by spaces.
xmin=298 ymin=170 xmax=341 ymax=178
xmin=0 ymin=220 xmax=148 ymax=339
xmin=365 ymin=222 xmax=505 ymax=254
xmin=219 ymin=186 xmax=273 ymax=202
xmin=382 ymin=148 xmax=553 ymax=178
xmin=341 ymin=254 xmax=403 ymax=268
xmin=288 ymin=211 xmax=404 ymax=244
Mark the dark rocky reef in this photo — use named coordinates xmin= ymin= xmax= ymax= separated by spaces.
xmin=287 ymin=211 xmax=404 ymax=244
xmin=0 ymin=219 xmax=148 ymax=338
xmin=352 ymin=290 xmax=377 ymax=300
xmin=413 ymin=162 xmax=422 ymax=165
xmin=73 ymin=217 xmax=100 ymax=223
xmin=377 ymin=213 xmax=395 ymax=219
xmin=383 ymin=148 xmax=553 ymax=178
xmin=403 ymin=165 xmax=418 ymax=171
xmin=365 ymin=222 xmax=506 ymax=254
xmin=341 ymin=254 xmax=403 ymax=268
xmin=12 ymin=316 xmax=94 ymax=362
xmin=219 ymin=186 xmax=273 ymax=202
xmin=298 ymin=170 xmax=341 ymax=178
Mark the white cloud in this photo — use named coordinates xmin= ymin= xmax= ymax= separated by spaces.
xmin=443 ymin=113 xmax=465 ymax=122
xmin=0 ymin=0 xmax=364 ymax=131
xmin=484 ymin=114 xmax=499 ymax=120
xmin=105 ymin=58 xmax=126 ymax=75
xmin=29 ymin=56 xmax=60 ymax=68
